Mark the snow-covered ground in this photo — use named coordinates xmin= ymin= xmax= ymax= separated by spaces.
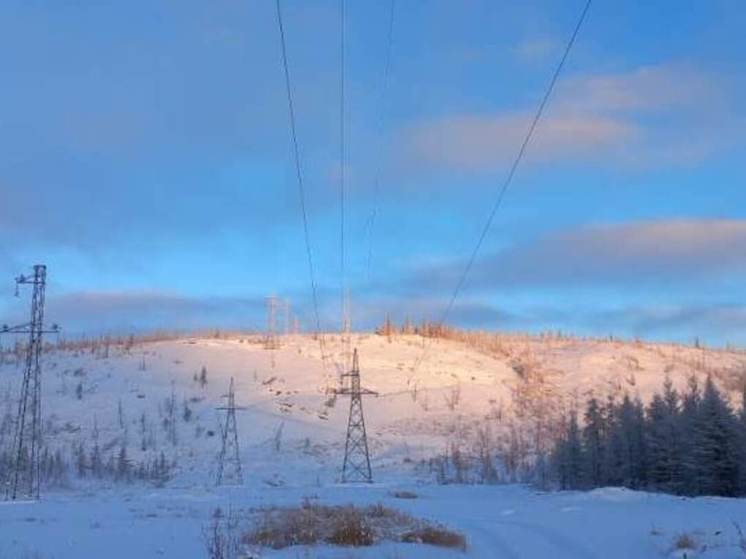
xmin=4 ymin=483 xmax=746 ymax=558
xmin=1 ymin=333 xmax=746 ymax=558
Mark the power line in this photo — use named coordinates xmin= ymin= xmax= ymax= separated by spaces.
xmin=365 ymin=0 xmax=397 ymax=282
xmin=339 ymin=0 xmax=352 ymax=374
xmin=340 ymin=0 xmax=346 ymax=319
xmin=274 ymin=0 xmax=333 ymax=375
xmin=412 ymin=0 xmax=593 ymax=373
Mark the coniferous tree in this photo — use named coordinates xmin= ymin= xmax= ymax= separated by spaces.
xmin=603 ymin=396 xmax=625 ymax=487
xmin=646 ymin=390 xmax=683 ymax=493
xmin=117 ymin=399 xmax=125 ymax=429
xmin=690 ymin=377 xmax=739 ymax=496
xmin=140 ymin=412 xmax=148 ymax=451
xmin=75 ymin=442 xmax=88 ymax=478
xmin=116 ymin=446 xmax=131 ymax=482
xmin=629 ymin=397 xmax=648 ymax=488
xmin=554 ymin=409 xmax=583 ymax=490
xmin=608 ymin=395 xmax=645 ymax=488
xmin=90 ymin=417 xmax=103 ymax=479
xmin=737 ymin=384 xmax=746 ymax=491
xmin=583 ymin=398 xmax=606 ymax=486
xmin=549 ymin=374 xmax=746 ymax=497
xmin=182 ymin=399 xmax=193 ymax=422
xmin=90 ymin=442 xmax=103 ymax=479
xmin=679 ymin=374 xmax=702 ymax=493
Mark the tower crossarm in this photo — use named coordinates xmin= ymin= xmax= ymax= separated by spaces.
xmin=335 ymin=386 xmax=377 ymax=396
xmin=1 ymin=323 xmax=60 ymax=335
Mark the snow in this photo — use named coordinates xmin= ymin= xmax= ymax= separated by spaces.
xmin=3 ymin=483 xmax=746 ymax=558
xmin=1 ymin=333 xmax=745 ymax=558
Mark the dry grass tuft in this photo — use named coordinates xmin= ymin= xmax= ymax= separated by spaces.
xmin=243 ymin=502 xmax=465 ymax=551
xmin=391 ymin=490 xmax=418 ymax=499
xmin=672 ymin=532 xmax=698 ymax=551
xmin=326 ymin=507 xmax=374 ymax=546
xmin=402 ymin=525 xmax=467 ymax=550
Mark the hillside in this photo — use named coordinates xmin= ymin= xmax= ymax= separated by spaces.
xmin=1 ymin=332 xmax=744 ymax=486
xmin=2 ymin=332 xmax=746 ymax=558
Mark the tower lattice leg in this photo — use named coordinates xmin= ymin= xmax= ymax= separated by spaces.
xmin=340 ymin=348 xmax=375 ymax=483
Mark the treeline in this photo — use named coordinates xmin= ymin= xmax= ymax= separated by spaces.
xmin=551 ymin=375 xmax=746 ymax=497
xmin=0 ymin=444 xmax=175 ymax=491
xmin=73 ymin=443 xmax=174 ymax=486
xmin=0 ymin=329 xmax=261 ymax=363
xmin=377 ymin=316 xmax=486 ymax=340
xmin=375 ymin=317 xmax=662 ymax=356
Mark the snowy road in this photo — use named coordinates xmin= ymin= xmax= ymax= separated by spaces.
xmin=2 ymin=484 xmax=746 ymax=558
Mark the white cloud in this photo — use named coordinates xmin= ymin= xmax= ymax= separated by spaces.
xmin=555 ymin=64 xmax=722 ymax=113
xmin=38 ymin=290 xmax=266 ymax=335
xmin=411 ymin=219 xmax=746 ymax=289
xmin=399 ymin=63 xmax=733 ymax=173
xmin=405 ymin=112 xmax=637 ymax=171
xmin=512 ymin=37 xmax=558 ymax=62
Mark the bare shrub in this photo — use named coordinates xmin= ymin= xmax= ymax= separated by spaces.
xmin=444 ymin=385 xmax=461 ymax=411
xmin=672 ymin=532 xmax=698 ymax=552
xmin=247 ymin=504 xmax=319 ymax=549
xmin=243 ymin=502 xmax=465 ymax=552
xmin=402 ymin=525 xmax=467 ymax=550
xmin=391 ymin=490 xmax=418 ymax=499
xmin=326 ymin=507 xmax=374 ymax=546
xmin=203 ymin=508 xmax=242 ymax=559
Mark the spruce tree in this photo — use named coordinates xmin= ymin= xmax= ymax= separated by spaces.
xmin=583 ymin=397 xmax=606 ymax=486
xmin=737 ymin=384 xmax=746 ymax=492
xmin=613 ymin=395 xmax=645 ymax=488
xmin=679 ymin=374 xmax=702 ymax=493
xmin=116 ymin=446 xmax=131 ymax=483
xmin=630 ymin=397 xmax=648 ymax=488
xmin=690 ymin=377 xmax=739 ymax=496
xmin=561 ymin=409 xmax=584 ymax=489
xmin=76 ymin=442 xmax=88 ymax=478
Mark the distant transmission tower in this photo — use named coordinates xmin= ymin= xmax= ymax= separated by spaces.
xmin=215 ymin=377 xmax=245 ymax=486
xmin=265 ymin=295 xmax=279 ymax=350
xmin=339 ymin=289 xmax=352 ymax=379
xmin=284 ymin=298 xmax=291 ymax=336
xmin=337 ymin=348 xmax=376 ymax=483
xmin=2 ymin=264 xmax=59 ymax=500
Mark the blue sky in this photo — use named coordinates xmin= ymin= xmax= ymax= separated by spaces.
xmin=1 ymin=1 xmax=745 ymax=344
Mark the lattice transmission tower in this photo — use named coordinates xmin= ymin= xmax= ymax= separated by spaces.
xmin=2 ymin=264 xmax=59 ymax=501
xmin=265 ymin=295 xmax=279 ymax=350
xmin=215 ymin=377 xmax=246 ymax=486
xmin=336 ymin=348 xmax=376 ymax=483
xmin=341 ymin=290 xmax=352 ymax=373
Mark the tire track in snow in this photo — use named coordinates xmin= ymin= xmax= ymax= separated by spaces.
xmin=464 ymin=516 xmax=598 ymax=558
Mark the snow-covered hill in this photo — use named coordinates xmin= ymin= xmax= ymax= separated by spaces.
xmin=8 ymin=332 xmax=742 ymax=481
xmin=2 ymin=332 xmax=746 ymax=558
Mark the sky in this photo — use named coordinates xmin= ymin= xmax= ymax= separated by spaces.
xmin=0 ymin=0 xmax=745 ymax=345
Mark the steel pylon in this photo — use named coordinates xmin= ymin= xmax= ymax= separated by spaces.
xmin=215 ymin=377 xmax=245 ymax=485
xmin=337 ymin=348 xmax=376 ymax=483
xmin=2 ymin=265 xmax=59 ymax=501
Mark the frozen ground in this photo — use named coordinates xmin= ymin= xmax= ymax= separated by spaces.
xmin=1 ymin=333 xmax=745 ymax=558
xmin=3 ymin=483 xmax=746 ymax=558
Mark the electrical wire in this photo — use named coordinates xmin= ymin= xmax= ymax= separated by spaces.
xmin=274 ymin=0 xmax=334 ymax=375
xmin=411 ymin=0 xmax=593 ymax=373
xmin=365 ymin=0 xmax=397 ymax=282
